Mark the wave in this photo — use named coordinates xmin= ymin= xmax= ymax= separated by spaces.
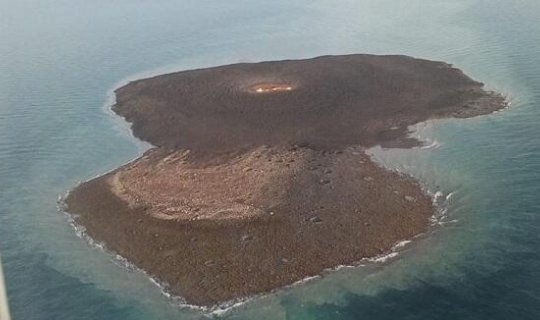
xmin=367 ymin=252 xmax=399 ymax=263
xmin=420 ymin=140 xmax=441 ymax=150
xmin=393 ymin=240 xmax=412 ymax=249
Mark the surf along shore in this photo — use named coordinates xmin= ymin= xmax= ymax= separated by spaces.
xmin=64 ymin=54 xmax=506 ymax=307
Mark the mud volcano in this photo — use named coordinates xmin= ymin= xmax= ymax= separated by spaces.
xmin=65 ymin=54 xmax=506 ymax=306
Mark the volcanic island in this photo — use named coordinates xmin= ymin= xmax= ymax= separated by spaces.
xmin=64 ymin=54 xmax=506 ymax=307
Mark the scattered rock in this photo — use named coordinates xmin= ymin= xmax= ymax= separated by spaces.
xmin=363 ymin=176 xmax=374 ymax=182
xmin=320 ymin=179 xmax=331 ymax=185
xmin=405 ymin=196 xmax=416 ymax=202
xmin=308 ymin=216 xmax=323 ymax=223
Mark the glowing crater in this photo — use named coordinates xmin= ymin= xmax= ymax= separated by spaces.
xmin=251 ymin=84 xmax=293 ymax=93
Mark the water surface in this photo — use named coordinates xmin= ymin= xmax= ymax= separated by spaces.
xmin=1 ymin=0 xmax=539 ymax=319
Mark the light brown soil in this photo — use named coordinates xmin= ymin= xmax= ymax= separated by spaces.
xmin=64 ymin=54 xmax=506 ymax=307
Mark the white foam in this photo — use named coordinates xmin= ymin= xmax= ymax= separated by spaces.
xmin=392 ymin=240 xmax=412 ymax=249
xmin=420 ymin=140 xmax=441 ymax=149
xmin=290 ymin=275 xmax=320 ymax=287
xmin=332 ymin=264 xmax=361 ymax=271
xmin=439 ymin=219 xmax=459 ymax=226
xmin=367 ymin=252 xmax=399 ymax=263
xmin=208 ymin=299 xmax=251 ymax=317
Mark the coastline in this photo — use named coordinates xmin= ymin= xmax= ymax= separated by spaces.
xmin=59 ymin=172 xmax=452 ymax=315
xmin=59 ymin=188 xmax=441 ymax=316
xmin=63 ymin=54 xmax=507 ymax=308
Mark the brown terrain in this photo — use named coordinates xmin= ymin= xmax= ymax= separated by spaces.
xmin=64 ymin=54 xmax=506 ymax=307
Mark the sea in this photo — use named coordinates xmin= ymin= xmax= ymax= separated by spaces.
xmin=1 ymin=0 xmax=540 ymax=319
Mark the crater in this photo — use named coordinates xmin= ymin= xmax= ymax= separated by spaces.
xmin=250 ymin=83 xmax=294 ymax=93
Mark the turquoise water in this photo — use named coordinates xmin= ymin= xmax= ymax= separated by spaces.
xmin=1 ymin=0 xmax=539 ymax=319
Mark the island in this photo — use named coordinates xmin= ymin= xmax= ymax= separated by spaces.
xmin=64 ymin=54 xmax=506 ymax=307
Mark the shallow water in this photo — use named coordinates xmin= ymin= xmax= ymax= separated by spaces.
xmin=1 ymin=0 xmax=540 ymax=319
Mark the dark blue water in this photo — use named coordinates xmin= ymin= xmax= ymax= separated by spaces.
xmin=1 ymin=0 xmax=539 ymax=319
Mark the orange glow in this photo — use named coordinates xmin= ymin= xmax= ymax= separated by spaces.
xmin=252 ymin=84 xmax=293 ymax=93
